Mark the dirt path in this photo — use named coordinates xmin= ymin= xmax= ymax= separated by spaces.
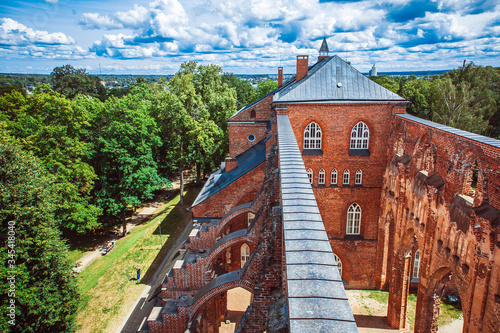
xmin=73 ymin=172 xmax=198 ymax=272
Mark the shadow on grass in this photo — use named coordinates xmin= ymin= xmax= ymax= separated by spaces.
xmin=353 ymin=315 xmax=396 ymax=329
xmin=140 ymin=183 xmax=202 ymax=284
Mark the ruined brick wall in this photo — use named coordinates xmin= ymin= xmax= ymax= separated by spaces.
xmin=381 ymin=115 xmax=500 ymax=332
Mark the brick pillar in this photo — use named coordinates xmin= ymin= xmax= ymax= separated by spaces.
xmin=225 ymin=157 xmax=237 ymax=173
xmin=278 ymin=67 xmax=283 ymax=87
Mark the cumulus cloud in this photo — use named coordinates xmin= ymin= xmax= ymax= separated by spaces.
xmin=0 ymin=18 xmax=75 ymax=46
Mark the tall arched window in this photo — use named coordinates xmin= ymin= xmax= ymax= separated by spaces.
xmin=304 ymin=122 xmax=322 ymax=149
xmin=413 ymin=249 xmax=420 ymax=279
xmin=346 ymin=203 xmax=361 ymax=235
xmin=331 ymin=169 xmax=338 ymax=185
xmin=241 ymin=243 xmax=250 ymax=268
xmin=307 ymin=168 xmax=313 ymax=184
xmin=250 ymin=109 xmax=256 ymax=118
xmin=355 ymin=169 xmax=362 ymax=185
xmin=350 ymin=121 xmax=369 ymax=149
xmin=318 ymin=169 xmax=325 ymax=185
xmin=343 ymin=169 xmax=350 ymax=185
xmin=333 ymin=253 xmax=342 ymax=278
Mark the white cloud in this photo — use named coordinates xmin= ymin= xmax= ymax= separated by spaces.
xmin=0 ymin=18 xmax=75 ymax=46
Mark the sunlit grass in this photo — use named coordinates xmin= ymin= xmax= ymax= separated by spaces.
xmin=74 ymin=185 xmax=200 ymax=333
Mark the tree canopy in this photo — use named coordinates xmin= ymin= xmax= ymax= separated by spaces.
xmin=51 ymin=65 xmax=107 ymax=101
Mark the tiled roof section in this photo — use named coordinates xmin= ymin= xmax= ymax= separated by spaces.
xmin=396 ymin=114 xmax=500 ymax=148
xmin=274 ymin=55 xmax=406 ymax=103
xmin=191 ymin=138 xmax=267 ymax=207
xmin=277 ymin=114 xmax=358 ymax=333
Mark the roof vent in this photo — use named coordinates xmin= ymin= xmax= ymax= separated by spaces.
xmin=337 ymin=82 xmax=342 ymax=88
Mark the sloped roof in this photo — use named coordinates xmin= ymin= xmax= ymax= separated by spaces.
xmin=191 ymin=138 xmax=267 ymax=207
xmin=273 ymin=55 xmax=406 ymax=103
xmin=319 ymin=37 xmax=329 ymax=53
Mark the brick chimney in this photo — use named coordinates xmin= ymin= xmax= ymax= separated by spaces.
xmin=278 ymin=67 xmax=283 ymax=87
xmin=225 ymin=157 xmax=237 ymax=172
xmin=296 ymin=55 xmax=309 ymax=82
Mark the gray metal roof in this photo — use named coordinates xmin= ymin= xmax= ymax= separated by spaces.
xmin=273 ymin=55 xmax=407 ymax=103
xmin=396 ymin=114 xmax=500 ymax=148
xmin=319 ymin=37 xmax=329 ymax=53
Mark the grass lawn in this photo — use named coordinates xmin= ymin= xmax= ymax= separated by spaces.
xmin=74 ymin=185 xmax=201 ymax=333
xmin=348 ymin=289 xmax=462 ymax=330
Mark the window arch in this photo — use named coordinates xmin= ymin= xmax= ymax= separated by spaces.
xmin=350 ymin=121 xmax=369 ymax=149
xmin=304 ymin=122 xmax=322 ymax=149
xmin=412 ymin=249 xmax=420 ymax=279
xmin=241 ymin=243 xmax=250 ymax=268
xmin=318 ymin=169 xmax=325 ymax=185
xmin=333 ymin=253 xmax=342 ymax=278
xmin=343 ymin=169 xmax=350 ymax=185
xmin=355 ymin=169 xmax=362 ymax=185
xmin=346 ymin=203 xmax=361 ymax=235
xmin=331 ymin=169 xmax=338 ymax=185
xmin=250 ymin=109 xmax=256 ymax=118
xmin=307 ymin=168 xmax=313 ymax=184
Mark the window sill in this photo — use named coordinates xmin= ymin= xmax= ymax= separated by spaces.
xmin=349 ymin=149 xmax=370 ymax=156
xmin=302 ymin=149 xmax=323 ymax=155
xmin=344 ymin=234 xmax=363 ymax=240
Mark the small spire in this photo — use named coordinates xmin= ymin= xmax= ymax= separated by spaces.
xmin=319 ymin=37 xmax=329 ymax=55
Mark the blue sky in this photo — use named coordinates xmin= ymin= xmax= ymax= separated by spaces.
xmin=1 ymin=0 xmax=499 ymax=75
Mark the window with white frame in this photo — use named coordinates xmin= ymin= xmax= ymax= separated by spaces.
xmin=355 ymin=169 xmax=362 ymax=185
xmin=331 ymin=169 xmax=338 ymax=185
xmin=318 ymin=169 xmax=325 ymax=185
xmin=413 ymin=249 xmax=420 ymax=279
xmin=247 ymin=212 xmax=255 ymax=227
xmin=350 ymin=121 xmax=369 ymax=149
xmin=307 ymin=168 xmax=313 ymax=184
xmin=346 ymin=203 xmax=361 ymax=235
xmin=333 ymin=253 xmax=342 ymax=278
xmin=343 ymin=169 xmax=350 ymax=185
xmin=241 ymin=243 xmax=250 ymax=267
xmin=304 ymin=122 xmax=322 ymax=149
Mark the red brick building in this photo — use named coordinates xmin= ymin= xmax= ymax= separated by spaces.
xmin=140 ymin=39 xmax=500 ymax=333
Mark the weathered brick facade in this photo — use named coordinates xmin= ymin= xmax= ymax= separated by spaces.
xmin=140 ymin=45 xmax=500 ymax=333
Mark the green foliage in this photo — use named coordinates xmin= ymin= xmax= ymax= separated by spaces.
xmin=221 ymin=73 xmax=254 ymax=110
xmin=0 ymin=138 xmax=79 ymax=332
xmin=369 ymin=75 xmax=400 ymax=94
xmin=0 ymin=86 xmax=101 ymax=232
xmin=88 ymin=93 xmax=169 ymax=233
xmin=51 ymin=65 xmax=107 ymax=101
xmin=0 ymin=86 xmax=26 ymax=97
xmin=248 ymin=79 xmax=278 ymax=104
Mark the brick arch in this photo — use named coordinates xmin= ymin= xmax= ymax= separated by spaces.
xmin=342 ymin=201 xmax=366 ymax=236
xmin=414 ymin=266 xmax=467 ymax=333
xmin=298 ymin=118 xmax=327 ymax=151
xmin=189 ymin=276 xmax=255 ymax=321
xmin=379 ymin=209 xmax=395 ymax=289
xmin=216 ymin=207 xmax=256 ymax=239
xmin=347 ymin=118 xmax=373 ymax=149
xmin=205 ymin=232 xmax=257 ymax=273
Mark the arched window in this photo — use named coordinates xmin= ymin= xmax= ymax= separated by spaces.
xmin=304 ymin=122 xmax=322 ymax=149
xmin=412 ymin=249 xmax=420 ymax=279
xmin=346 ymin=203 xmax=361 ymax=235
xmin=333 ymin=253 xmax=342 ymax=278
xmin=241 ymin=243 xmax=250 ymax=267
xmin=318 ymin=169 xmax=325 ymax=185
xmin=350 ymin=121 xmax=369 ymax=149
xmin=307 ymin=168 xmax=313 ymax=184
xmin=250 ymin=109 xmax=256 ymax=118
xmin=355 ymin=169 xmax=362 ymax=185
xmin=331 ymin=169 xmax=337 ymax=185
xmin=343 ymin=169 xmax=350 ymax=185
xmin=247 ymin=212 xmax=255 ymax=227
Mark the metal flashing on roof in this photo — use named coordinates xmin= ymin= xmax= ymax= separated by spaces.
xmin=396 ymin=114 xmax=500 ymax=149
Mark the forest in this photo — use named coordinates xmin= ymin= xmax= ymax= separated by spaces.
xmin=0 ymin=60 xmax=498 ymax=332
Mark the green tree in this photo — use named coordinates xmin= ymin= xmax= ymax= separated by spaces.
xmin=431 ymin=77 xmax=490 ymax=134
xmin=0 ymin=136 xmax=79 ymax=332
xmin=369 ymin=75 xmax=400 ymax=94
xmin=399 ymin=76 xmax=433 ymax=119
xmin=0 ymin=86 xmax=101 ymax=232
xmin=221 ymin=73 xmax=254 ymax=110
xmin=89 ymin=94 xmax=168 ymax=235
xmin=50 ymin=65 xmax=107 ymax=101
xmin=247 ymin=79 xmax=278 ymax=104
